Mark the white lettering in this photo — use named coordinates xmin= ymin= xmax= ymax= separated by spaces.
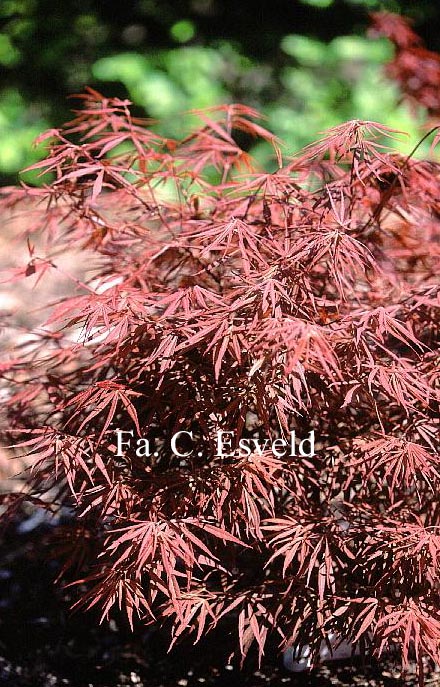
xmin=115 ymin=430 xmax=133 ymax=456
xmin=135 ymin=438 xmax=151 ymax=457
xmin=272 ymin=438 xmax=287 ymax=457
xmin=171 ymin=431 xmax=194 ymax=457
xmin=299 ymin=431 xmax=315 ymax=457
xmin=216 ymin=431 xmax=234 ymax=457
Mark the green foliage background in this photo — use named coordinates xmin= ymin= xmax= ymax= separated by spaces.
xmin=1 ymin=0 xmax=439 ymax=184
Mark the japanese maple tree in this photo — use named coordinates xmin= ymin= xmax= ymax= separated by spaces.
xmin=370 ymin=11 xmax=440 ymax=120
xmin=0 ymin=84 xmax=439 ymax=678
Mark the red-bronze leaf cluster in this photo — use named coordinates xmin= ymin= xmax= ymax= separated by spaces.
xmin=370 ymin=11 xmax=440 ymax=118
xmin=0 ymin=86 xmax=439 ymax=676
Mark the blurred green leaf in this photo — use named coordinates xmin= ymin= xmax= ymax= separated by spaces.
xmin=281 ymin=35 xmax=328 ymax=65
xmin=170 ymin=20 xmax=196 ymax=43
xmin=299 ymin=0 xmax=334 ymax=7
xmin=0 ymin=89 xmax=49 ymax=179
xmin=0 ymin=33 xmax=21 ymax=66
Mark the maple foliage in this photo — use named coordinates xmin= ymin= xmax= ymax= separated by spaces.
xmin=370 ymin=11 xmax=440 ymax=120
xmin=0 ymin=87 xmax=439 ymax=677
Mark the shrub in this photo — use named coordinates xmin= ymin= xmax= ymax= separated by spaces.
xmin=370 ymin=11 xmax=440 ymax=120
xmin=0 ymin=89 xmax=439 ymax=676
